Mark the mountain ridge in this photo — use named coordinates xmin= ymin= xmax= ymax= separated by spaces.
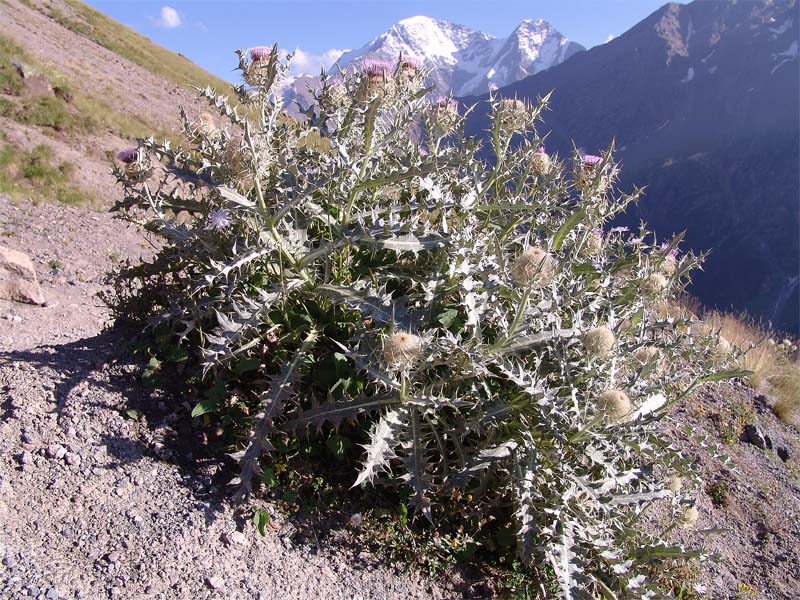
xmin=463 ymin=0 xmax=800 ymax=333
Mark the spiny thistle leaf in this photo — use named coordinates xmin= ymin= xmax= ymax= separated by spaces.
xmin=233 ymin=329 xmax=318 ymax=501
xmin=353 ymin=409 xmax=403 ymax=487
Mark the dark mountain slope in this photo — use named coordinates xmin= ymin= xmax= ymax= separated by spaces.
xmin=464 ymin=0 xmax=799 ymax=333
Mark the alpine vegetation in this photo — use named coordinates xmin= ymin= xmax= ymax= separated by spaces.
xmin=109 ymin=45 xmax=742 ymax=597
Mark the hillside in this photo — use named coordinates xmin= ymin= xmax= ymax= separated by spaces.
xmin=0 ymin=0 xmax=232 ymax=205
xmin=464 ymin=0 xmax=799 ymax=334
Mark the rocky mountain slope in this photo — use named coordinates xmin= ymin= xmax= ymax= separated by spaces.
xmin=0 ymin=0 xmax=231 ymax=205
xmin=464 ymin=0 xmax=799 ymax=334
xmin=284 ymin=16 xmax=584 ymax=109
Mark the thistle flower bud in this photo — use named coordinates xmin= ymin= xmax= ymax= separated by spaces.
xmin=578 ymin=154 xmax=609 ymax=191
xmin=399 ymin=56 xmax=419 ymax=84
xmin=585 ymin=228 xmax=604 ymax=256
xmin=661 ymin=254 xmax=677 ymax=276
xmin=431 ymin=96 xmax=459 ymax=134
xmin=634 ymin=345 xmax=660 ymax=364
xmin=359 ymin=59 xmax=394 ymax=101
xmin=118 ymin=147 xmax=151 ymax=182
xmin=596 ymin=389 xmax=631 ymax=423
xmin=659 ymin=244 xmax=680 ymax=276
xmin=584 ymin=327 xmax=616 ymax=356
xmin=666 ymin=475 xmax=683 ymax=493
xmin=510 ymin=247 xmax=555 ymax=288
xmin=531 ymin=146 xmax=551 ymax=177
xmin=383 ymin=332 xmax=422 ymax=368
xmin=198 ymin=112 xmax=219 ymax=137
xmin=681 ymin=506 xmax=699 ymax=528
xmin=498 ymin=98 xmax=528 ymax=132
xmin=642 ymin=273 xmax=668 ymax=296
xmin=244 ymin=46 xmax=272 ymax=86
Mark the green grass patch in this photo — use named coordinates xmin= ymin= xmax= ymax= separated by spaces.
xmin=17 ymin=95 xmax=77 ymax=131
xmin=0 ymin=34 xmax=27 ymax=95
xmin=0 ymin=142 xmax=91 ymax=204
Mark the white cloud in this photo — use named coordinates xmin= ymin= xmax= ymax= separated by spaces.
xmin=154 ymin=6 xmax=182 ymax=29
xmin=289 ymin=48 xmax=349 ymax=77
xmin=606 ymin=34 xmax=616 ymax=43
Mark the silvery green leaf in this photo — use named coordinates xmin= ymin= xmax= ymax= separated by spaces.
xmin=362 ymin=233 xmax=446 ymax=254
xmin=217 ymin=186 xmax=256 ymax=208
xmin=353 ymin=409 xmax=403 ymax=488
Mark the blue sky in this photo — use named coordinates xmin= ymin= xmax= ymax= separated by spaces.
xmin=86 ymin=1 xmax=671 ymax=82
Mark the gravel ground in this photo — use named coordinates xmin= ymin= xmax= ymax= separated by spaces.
xmin=2 ymin=190 xmax=800 ymax=599
xmin=0 ymin=194 xmax=448 ymax=600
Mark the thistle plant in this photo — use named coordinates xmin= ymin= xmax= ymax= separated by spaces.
xmin=109 ymin=47 xmax=744 ymax=597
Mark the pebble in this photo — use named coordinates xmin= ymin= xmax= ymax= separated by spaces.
xmin=45 ymin=587 xmax=59 ymax=600
xmin=206 ymin=576 xmax=224 ymax=590
xmin=46 ymin=445 xmax=67 ymax=460
xmin=21 ymin=432 xmax=34 ymax=444
xmin=18 ymin=452 xmax=33 ymax=465
xmin=65 ymin=452 xmax=81 ymax=466
xmin=223 ymin=531 xmax=247 ymax=547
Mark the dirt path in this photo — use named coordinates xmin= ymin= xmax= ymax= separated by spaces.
xmin=0 ymin=194 xmax=446 ymax=600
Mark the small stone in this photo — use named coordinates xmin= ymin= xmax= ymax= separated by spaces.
xmin=741 ymin=423 xmax=767 ymax=450
xmin=19 ymin=451 xmax=33 ymax=466
xmin=45 ymin=588 xmax=59 ymax=600
xmin=21 ymin=432 xmax=34 ymax=444
xmin=0 ymin=246 xmax=46 ymax=305
xmin=777 ymin=447 xmax=790 ymax=462
xmin=65 ymin=452 xmax=81 ymax=466
xmin=223 ymin=531 xmax=247 ymax=547
xmin=206 ymin=576 xmax=224 ymax=590
xmin=46 ymin=444 xmax=67 ymax=460
xmin=106 ymin=551 xmax=121 ymax=563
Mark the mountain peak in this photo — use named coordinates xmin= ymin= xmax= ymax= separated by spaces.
xmin=333 ymin=16 xmax=585 ymax=97
xmin=397 ymin=15 xmax=442 ymax=27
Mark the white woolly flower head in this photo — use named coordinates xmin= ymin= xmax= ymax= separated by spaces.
xmin=531 ymin=146 xmax=551 ymax=177
xmin=681 ymin=506 xmax=699 ymax=528
xmin=585 ymin=228 xmax=604 ymax=256
xmin=498 ymin=98 xmax=528 ymax=131
xmin=642 ymin=273 xmax=668 ymax=296
xmin=584 ymin=327 xmax=616 ymax=357
xmin=511 ymin=247 xmax=555 ymax=288
xmin=383 ymin=331 xmax=423 ymax=368
xmin=634 ymin=345 xmax=660 ymax=364
xmin=666 ymin=475 xmax=683 ymax=493
xmin=197 ymin=112 xmax=220 ymax=139
xmin=596 ymin=389 xmax=632 ymax=423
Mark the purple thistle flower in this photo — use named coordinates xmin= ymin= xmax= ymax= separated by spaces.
xmin=207 ymin=208 xmax=232 ymax=231
xmin=249 ymin=46 xmax=271 ymax=62
xmin=660 ymin=242 xmax=680 ymax=259
xmin=400 ymin=56 xmax=419 ymax=70
xmin=436 ymin=96 xmax=458 ymax=111
xmin=419 ymin=147 xmax=429 ymax=156
xmin=592 ymin=227 xmax=604 ymax=237
xmin=535 ymin=145 xmax=547 ymax=154
xmin=362 ymin=59 xmax=392 ymax=77
xmin=610 ymin=226 xmax=629 ymax=234
xmin=117 ymin=148 xmax=138 ymax=164
xmin=582 ymin=154 xmax=603 ymax=166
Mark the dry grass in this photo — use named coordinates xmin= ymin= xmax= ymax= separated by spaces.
xmin=703 ymin=310 xmax=800 ymax=429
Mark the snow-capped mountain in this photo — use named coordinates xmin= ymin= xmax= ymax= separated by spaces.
xmin=335 ymin=16 xmax=585 ymax=97
xmin=282 ymin=16 xmax=584 ymax=107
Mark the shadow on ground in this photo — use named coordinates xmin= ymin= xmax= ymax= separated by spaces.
xmin=0 ymin=324 xmax=487 ymax=596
